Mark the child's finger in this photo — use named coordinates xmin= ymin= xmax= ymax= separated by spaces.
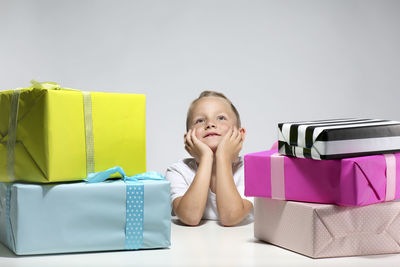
xmin=191 ymin=128 xmax=199 ymax=143
xmin=235 ymin=128 xmax=242 ymax=142
xmin=222 ymin=127 xmax=232 ymax=143
xmin=191 ymin=128 xmax=197 ymax=139
xmin=229 ymin=127 xmax=235 ymax=138
xmin=184 ymin=130 xmax=190 ymax=143
xmin=231 ymin=127 xmax=239 ymax=142
xmin=192 ymin=128 xmax=205 ymax=147
xmin=229 ymin=128 xmax=234 ymax=141
xmin=186 ymin=129 xmax=194 ymax=147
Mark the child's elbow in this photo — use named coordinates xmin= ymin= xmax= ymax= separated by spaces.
xmin=219 ymin=218 xmax=237 ymax=227
xmin=184 ymin=218 xmax=201 ymax=226
xmin=219 ymin=208 xmax=250 ymax=226
xmin=219 ymin=213 xmax=240 ymax=227
xmin=179 ymin=214 xmax=202 ymax=226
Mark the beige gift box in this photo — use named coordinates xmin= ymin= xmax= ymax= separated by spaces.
xmin=254 ymin=198 xmax=400 ymax=258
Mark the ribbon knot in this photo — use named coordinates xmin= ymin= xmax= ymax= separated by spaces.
xmin=30 ymin=80 xmax=61 ymax=90
xmin=85 ymin=167 xmax=165 ymax=183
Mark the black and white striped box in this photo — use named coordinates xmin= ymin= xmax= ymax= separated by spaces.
xmin=278 ymin=118 xmax=400 ymax=160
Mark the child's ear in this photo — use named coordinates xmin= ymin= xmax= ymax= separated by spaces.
xmin=239 ymin=127 xmax=246 ymax=141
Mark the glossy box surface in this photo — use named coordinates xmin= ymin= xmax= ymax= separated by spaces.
xmin=0 ymin=83 xmax=146 ymax=183
xmin=245 ymin=149 xmax=400 ymax=206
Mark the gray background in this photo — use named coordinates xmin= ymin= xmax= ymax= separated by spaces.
xmin=1 ymin=0 xmax=400 ymax=174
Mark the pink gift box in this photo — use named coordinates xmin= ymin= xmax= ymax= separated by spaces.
xmin=255 ymin=198 xmax=400 ymax=258
xmin=244 ymin=149 xmax=400 ymax=206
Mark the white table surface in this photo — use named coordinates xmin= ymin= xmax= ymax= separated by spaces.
xmin=0 ymin=218 xmax=399 ymax=267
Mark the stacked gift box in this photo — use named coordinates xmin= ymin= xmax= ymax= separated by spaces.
xmin=0 ymin=81 xmax=171 ymax=255
xmin=245 ymin=118 xmax=400 ymax=258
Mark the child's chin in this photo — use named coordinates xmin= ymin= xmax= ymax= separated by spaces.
xmin=206 ymin=143 xmax=219 ymax=152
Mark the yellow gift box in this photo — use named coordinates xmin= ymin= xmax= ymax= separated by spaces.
xmin=0 ymin=81 xmax=146 ymax=183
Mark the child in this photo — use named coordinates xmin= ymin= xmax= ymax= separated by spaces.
xmin=165 ymin=91 xmax=253 ymax=226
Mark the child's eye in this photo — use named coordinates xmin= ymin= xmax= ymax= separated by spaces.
xmin=217 ymin=116 xmax=226 ymax=121
xmin=195 ymin=119 xmax=204 ymax=124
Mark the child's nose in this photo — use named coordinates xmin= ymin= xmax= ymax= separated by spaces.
xmin=205 ymin=121 xmax=216 ymax=129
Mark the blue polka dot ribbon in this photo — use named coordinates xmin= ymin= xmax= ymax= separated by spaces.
xmin=85 ymin=167 xmax=165 ymax=250
xmin=125 ymin=182 xmax=144 ymax=249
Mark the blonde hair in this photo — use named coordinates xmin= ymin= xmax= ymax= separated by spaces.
xmin=186 ymin=91 xmax=241 ymax=131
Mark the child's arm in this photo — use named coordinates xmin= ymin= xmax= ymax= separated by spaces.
xmin=173 ymin=129 xmax=213 ymax=226
xmin=215 ymin=127 xmax=253 ymax=226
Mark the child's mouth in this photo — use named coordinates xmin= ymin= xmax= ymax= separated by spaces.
xmin=204 ymin=133 xmax=220 ymax=138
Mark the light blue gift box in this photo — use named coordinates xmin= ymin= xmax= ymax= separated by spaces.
xmin=0 ymin=171 xmax=171 ymax=255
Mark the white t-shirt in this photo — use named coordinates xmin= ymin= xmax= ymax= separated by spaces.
xmin=165 ymin=157 xmax=254 ymax=220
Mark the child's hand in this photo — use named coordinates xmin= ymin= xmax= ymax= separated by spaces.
xmin=215 ymin=127 xmax=244 ymax=163
xmin=184 ymin=128 xmax=213 ymax=162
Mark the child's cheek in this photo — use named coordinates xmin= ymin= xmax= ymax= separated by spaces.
xmin=194 ymin=127 xmax=203 ymax=139
xmin=220 ymin=127 xmax=231 ymax=137
xmin=221 ymin=121 xmax=234 ymax=130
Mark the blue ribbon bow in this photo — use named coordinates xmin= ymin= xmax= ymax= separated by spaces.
xmin=85 ymin=167 xmax=165 ymax=183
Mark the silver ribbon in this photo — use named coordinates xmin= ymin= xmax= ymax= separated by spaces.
xmin=6 ymin=89 xmax=21 ymax=182
xmin=83 ymin=91 xmax=95 ymax=175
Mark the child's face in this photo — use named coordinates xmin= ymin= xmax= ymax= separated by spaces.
xmin=188 ymin=96 xmax=240 ymax=151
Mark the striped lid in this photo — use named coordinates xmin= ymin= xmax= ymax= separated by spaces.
xmin=278 ymin=118 xmax=400 ymax=160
